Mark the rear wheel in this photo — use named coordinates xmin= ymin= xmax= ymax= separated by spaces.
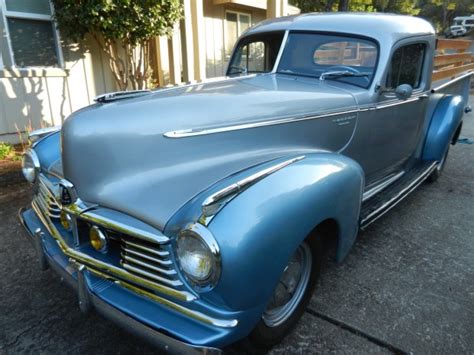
xmin=246 ymin=236 xmax=322 ymax=350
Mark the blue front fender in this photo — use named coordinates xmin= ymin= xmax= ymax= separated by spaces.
xmin=206 ymin=153 xmax=364 ymax=311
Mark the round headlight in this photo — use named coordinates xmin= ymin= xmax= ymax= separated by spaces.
xmin=21 ymin=149 xmax=40 ymax=183
xmin=176 ymin=224 xmax=220 ymax=287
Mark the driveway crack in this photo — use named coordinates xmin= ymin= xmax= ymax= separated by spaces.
xmin=1 ymin=309 xmax=58 ymax=350
xmin=305 ymin=307 xmax=409 ymax=354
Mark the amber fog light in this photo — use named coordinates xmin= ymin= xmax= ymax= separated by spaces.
xmin=60 ymin=211 xmax=72 ymax=231
xmin=89 ymin=226 xmax=108 ymax=253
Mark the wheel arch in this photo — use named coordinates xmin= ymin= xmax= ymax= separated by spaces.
xmin=205 ymin=153 xmax=364 ymax=311
xmin=422 ymin=94 xmax=464 ymax=162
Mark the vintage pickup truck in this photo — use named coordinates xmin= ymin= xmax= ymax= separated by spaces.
xmin=19 ymin=13 xmax=472 ymax=353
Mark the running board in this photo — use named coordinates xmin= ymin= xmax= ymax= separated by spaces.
xmin=360 ymin=161 xmax=438 ymax=229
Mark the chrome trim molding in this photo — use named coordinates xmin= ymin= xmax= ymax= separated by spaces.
xmin=94 ymin=90 xmax=151 ymax=103
xmin=199 ymin=156 xmax=305 ymax=225
xmin=29 ymin=126 xmax=60 ymax=147
xmin=74 ymin=262 xmax=238 ymax=328
xmin=360 ymin=161 xmax=437 ymax=229
xmin=123 ymin=239 xmax=169 ymax=257
xmin=163 ymin=90 xmax=436 ymax=140
xmin=431 ymin=71 xmax=474 ymax=93
xmin=271 ymin=30 xmax=289 ymax=73
xmin=374 ymin=93 xmax=429 ymax=109
xmin=164 ymin=109 xmax=359 ymax=138
xmin=31 ymin=200 xmax=195 ymax=302
xmin=362 ymin=170 xmax=405 ymax=202
xmin=56 ymin=177 xmax=169 ymax=245
xmin=79 ymin=210 xmax=170 ymax=244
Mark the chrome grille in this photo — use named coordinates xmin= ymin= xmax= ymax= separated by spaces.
xmin=35 ymin=177 xmax=61 ymax=219
xmin=120 ymin=238 xmax=182 ymax=288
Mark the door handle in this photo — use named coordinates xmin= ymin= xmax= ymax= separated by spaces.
xmin=418 ymin=93 xmax=429 ymax=99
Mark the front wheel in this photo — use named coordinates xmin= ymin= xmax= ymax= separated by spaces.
xmin=246 ymin=237 xmax=322 ymax=350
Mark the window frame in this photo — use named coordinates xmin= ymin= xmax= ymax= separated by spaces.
xmin=0 ymin=0 xmax=64 ymax=69
xmin=385 ymin=42 xmax=427 ymax=93
xmin=224 ymin=10 xmax=252 ymax=59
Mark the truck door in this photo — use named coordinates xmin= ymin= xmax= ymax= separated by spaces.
xmin=365 ymin=42 xmax=430 ymax=183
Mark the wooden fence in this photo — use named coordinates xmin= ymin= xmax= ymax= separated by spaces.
xmin=432 ymin=39 xmax=474 ymax=82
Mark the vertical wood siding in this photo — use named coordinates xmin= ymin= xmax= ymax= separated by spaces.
xmin=0 ymin=36 xmax=116 ymax=143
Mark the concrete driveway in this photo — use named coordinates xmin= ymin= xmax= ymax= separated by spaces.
xmin=1 ymin=97 xmax=473 ymax=353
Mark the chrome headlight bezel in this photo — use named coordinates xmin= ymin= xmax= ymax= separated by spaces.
xmin=21 ymin=149 xmax=40 ymax=184
xmin=175 ymin=223 xmax=221 ymax=290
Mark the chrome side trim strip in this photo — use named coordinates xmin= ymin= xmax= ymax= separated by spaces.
xmin=80 ymin=264 xmax=238 ymax=328
xmin=164 ymin=89 xmax=439 ymax=139
xmin=31 ymin=200 xmax=196 ymax=302
xmin=431 ymin=71 xmax=474 ymax=93
xmin=362 ymin=170 xmax=405 ymax=202
xmin=199 ymin=156 xmax=305 ymax=226
xmin=374 ymin=94 xmax=424 ymax=109
xmin=164 ymin=109 xmax=359 ymax=138
xmin=360 ymin=161 xmax=437 ymax=229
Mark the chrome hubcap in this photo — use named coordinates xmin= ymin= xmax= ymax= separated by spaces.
xmin=262 ymin=242 xmax=312 ymax=327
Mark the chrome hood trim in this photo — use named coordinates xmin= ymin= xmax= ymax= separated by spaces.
xmin=61 ymin=74 xmax=357 ymax=231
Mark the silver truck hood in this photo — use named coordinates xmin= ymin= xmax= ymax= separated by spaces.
xmin=61 ymin=74 xmax=357 ymax=231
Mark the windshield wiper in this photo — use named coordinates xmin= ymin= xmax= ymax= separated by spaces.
xmin=320 ymin=70 xmax=370 ymax=81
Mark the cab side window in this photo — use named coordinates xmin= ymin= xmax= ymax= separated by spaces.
xmin=386 ymin=43 xmax=425 ymax=89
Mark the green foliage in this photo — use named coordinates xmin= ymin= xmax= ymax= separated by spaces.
xmin=290 ymin=0 xmax=474 ymax=31
xmin=418 ymin=0 xmax=474 ymax=31
xmin=0 ymin=142 xmax=14 ymax=160
xmin=291 ymin=0 xmax=412 ymax=13
xmin=52 ymin=0 xmax=183 ymax=89
xmin=52 ymin=0 xmax=182 ymax=45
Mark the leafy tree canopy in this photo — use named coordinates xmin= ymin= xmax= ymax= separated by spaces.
xmin=51 ymin=0 xmax=183 ymax=90
xmin=290 ymin=0 xmax=474 ymax=30
xmin=52 ymin=0 xmax=182 ymax=46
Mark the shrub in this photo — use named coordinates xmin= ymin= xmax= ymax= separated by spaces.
xmin=52 ymin=0 xmax=183 ymax=90
xmin=0 ymin=142 xmax=14 ymax=160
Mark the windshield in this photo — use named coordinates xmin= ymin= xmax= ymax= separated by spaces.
xmin=277 ymin=33 xmax=378 ymax=88
xmin=227 ymin=32 xmax=285 ymax=76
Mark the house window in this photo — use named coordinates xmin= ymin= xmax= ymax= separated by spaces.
xmin=225 ymin=11 xmax=251 ymax=58
xmin=1 ymin=0 xmax=62 ymax=68
xmin=387 ymin=43 xmax=425 ymax=89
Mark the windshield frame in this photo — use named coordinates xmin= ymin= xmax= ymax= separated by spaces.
xmin=226 ymin=30 xmax=287 ymax=76
xmin=276 ymin=30 xmax=380 ymax=89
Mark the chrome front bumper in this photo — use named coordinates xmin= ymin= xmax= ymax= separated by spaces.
xmin=19 ymin=207 xmax=222 ymax=354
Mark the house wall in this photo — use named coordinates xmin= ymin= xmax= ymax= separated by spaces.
xmin=203 ymin=0 xmax=267 ymax=78
xmin=0 ymin=32 xmax=116 ymax=144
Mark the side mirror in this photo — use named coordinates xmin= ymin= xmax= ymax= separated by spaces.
xmin=395 ymin=84 xmax=413 ymax=100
